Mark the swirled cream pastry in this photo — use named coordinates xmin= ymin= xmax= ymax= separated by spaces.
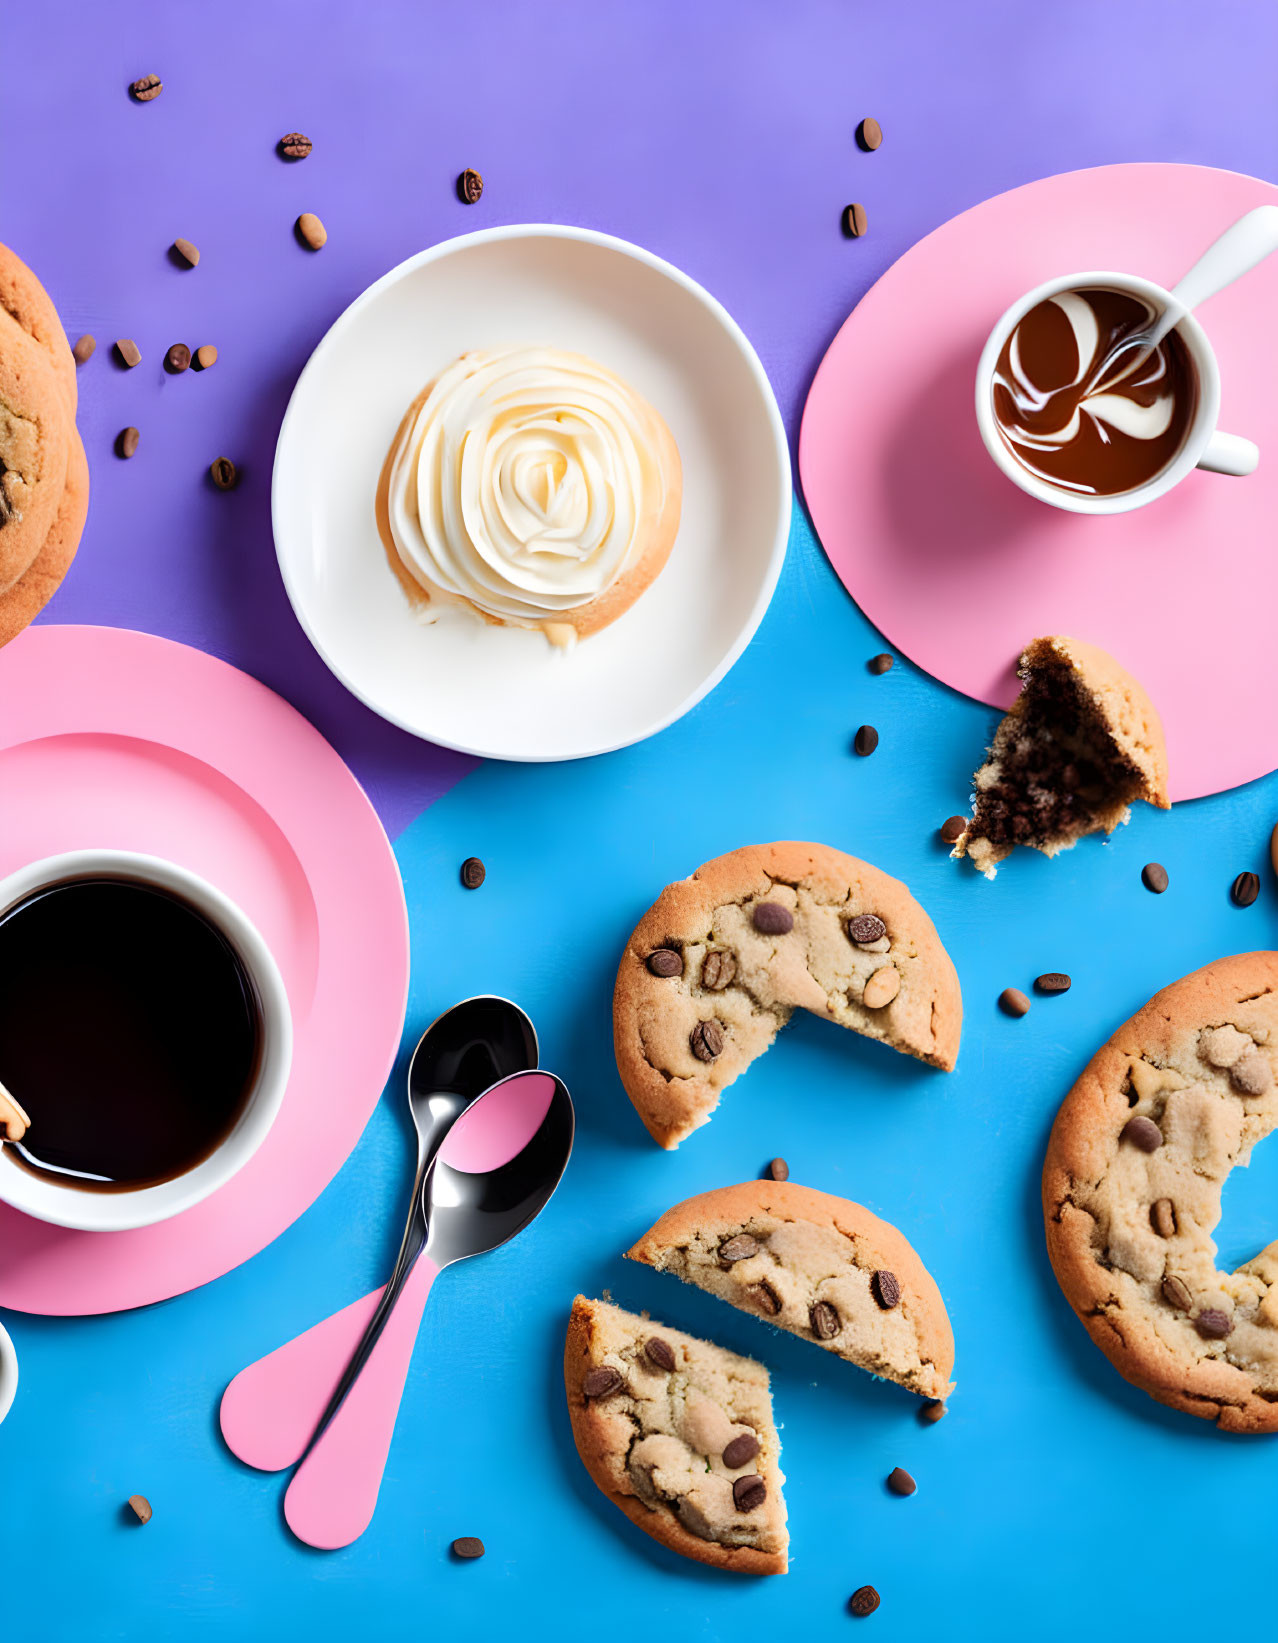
xmin=382 ymin=346 xmax=681 ymax=646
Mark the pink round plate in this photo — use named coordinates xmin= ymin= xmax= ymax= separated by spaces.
xmin=0 ymin=626 xmax=409 ymax=1315
xmin=800 ymin=163 xmax=1278 ymax=801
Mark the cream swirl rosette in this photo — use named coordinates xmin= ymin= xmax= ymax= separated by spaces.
xmin=385 ymin=346 xmax=681 ymax=645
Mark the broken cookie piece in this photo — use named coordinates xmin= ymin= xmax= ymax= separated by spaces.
xmin=952 ymin=635 xmax=1169 ymax=878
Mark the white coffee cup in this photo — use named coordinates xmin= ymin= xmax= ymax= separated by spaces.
xmin=975 ymin=269 xmax=1259 ymax=515
xmin=0 ymin=850 xmax=292 ymax=1233
xmin=0 ymin=1319 xmax=17 ymax=1427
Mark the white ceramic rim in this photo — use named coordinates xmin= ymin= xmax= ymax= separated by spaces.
xmin=271 ymin=222 xmax=792 ymax=761
xmin=974 ymin=269 xmax=1222 ymax=515
xmin=0 ymin=850 xmax=294 ymax=1233
xmin=0 ymin=1319 xmax=16 ymax=1426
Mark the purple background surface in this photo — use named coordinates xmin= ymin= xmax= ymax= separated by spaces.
xmin=7 ymin=0 xmax=1277 ymax=836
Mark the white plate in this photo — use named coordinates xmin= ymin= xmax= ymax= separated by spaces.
xmin=0 ymin=1319 xmax=16 ymax=1426
xmin=273 ymin=226 xmax=790 ymax=761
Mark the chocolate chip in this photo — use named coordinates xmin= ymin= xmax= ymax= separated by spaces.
xmin=164 ymin=343 xmax=191 ymax=374
xmin=752 ymin=901 xmax=793 ymax=935
xmin=765 ymin=1156 xmax=789 ymax=1181
xmin=647 ymin=947 xmax=682 ymax=977
xmin=700 ymin=949 xmax=737 ymax=991
xmin=809 ymin=1300 xmax=840 ymax=1340
xmin=127 ymin=1495 xmax=152 ymax=1523
xmin=451 ymin=1536 xmax=484 ymax=1560
xmin=583 ymin=1365 xmax=623 ymax=1400
xmin=849 ymin=1586 xmax=881 ymax=1618
xmin=1034 ymin=972 xmax=1071 ymax=994
xmin=1196 ymin=1308 xmax=1233 ymax=1340
xmin=193 ymin=343 xmax=218 ymax=371
xmin=460 ymin=856 xmax=486 ymax=889
xmin=72 ymin=334 xmax=95 ymax=365
xmin=1230 ymin=1051 xmax=1272 ymax=1096
xmin=1150 ymin=1197 xmax=1177 ymax=1239
xmin=847 ymin=913 xmax=887 ymax=945
xmin=1161 ymin=1275 xmax=1192 ymax=1311
xmin=746 ymin=1281 xmax=781 ymax=1316
xmin=296 ymin=212 xmax=327 ymax=250
xmin=722 ymin=1432 xmax=759 ymax=1469
xmin=1231 ymin=871 xmax=1260 ymax=908
xmin=1142 ymin=862 xmax=1169 ymax=894
xmin=732 ymin=1475 xmax=766 ymax=1513
xmin=129 ymin=74 xmax=162 ymax=102
xmin=843 ymin=202 xmax=869 ymax=238
xmin=644 ymin=1337 xmax=676 ymax=1372
xmin=919 ymin=1399 xmax=946 ymax=1424
xmin=115 ymin=427 xmax=140 ymax=460
xmin=114 ymin=338 xmax=141 ymax=369
xmin=1121 ymin=1115 xmax=1162 ymax=1152
xmin=871 ymin=1269 xmax=900 ymax=1310
xmin=868 ymin=652 xmax=893 ymax=674
xmin=172 ymin=237 xmax=200 ymax=268
xmin=209 ymin=457 xmax=238 ymax=491
xmin=689 ymin=1019 xmax=724 ymax=1062
xmin=939 ymin=815 xmax=967 ymax=844
xmin=853 ymin=723 xmax=878 ymax=755
xmin=999 ymin=987 xmax=1031 ymax=1018
xmin=856 ymin=117 xmax=883 ymax=151
xmin=279 ymin=132 xmax=313 ymax=160
xmin=886 ymin=1466 xmax=916 ymax=1496
xmin=457 ymin=169 xmax=484 ymax=204
xmin=718 ymin=1234 xmax=759 ymax=1265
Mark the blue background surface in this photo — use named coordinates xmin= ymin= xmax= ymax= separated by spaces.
xmin=3 ymin=3 xmax=1278 ymax=1640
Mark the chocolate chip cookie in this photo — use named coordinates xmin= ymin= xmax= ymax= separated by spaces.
xmin=565 ymin=1296 xmax=787 ymax=1575
xmin=613 ymin=842 xmax=962 ymax=1149
xmin=627 ymin=1180 xmax=955 ymax=1402
xmin=1044 ymin=953 xmax=1278 ymax=1432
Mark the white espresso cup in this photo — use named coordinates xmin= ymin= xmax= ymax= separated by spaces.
xmin=975 ymin=269 xmax=1259 ymax=516
xmin=0 ymin=849 xmax=293 ymax=1233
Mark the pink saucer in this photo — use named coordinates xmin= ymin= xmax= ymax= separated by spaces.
xmin=0 ymin=626 xmax=409 ymax=1315
xmin=800 ymin=163 xmax=1278 ymax=801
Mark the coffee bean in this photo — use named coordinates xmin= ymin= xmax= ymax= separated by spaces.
xmin=752 ymin=901 xmax=793 ymax=935
xmin=209 ymin=457 xmax=238 ymax=491
xmin=194 ymin=344 xmax=218 ymax=370
xmin=722 ymin=1432 xmax=759 ymax=1469
xmin=765 ymin=1156 xmax=789 ymax=1181
xmin=843 ymin=202 xmax=869 ymax=238
xmin=718 ymin=1234 xmax=760 ymax=1265
xmin=999 ymin=987 xmax=1031 ymax=1018
xmin=172 ymin=237 xmax=200 ymax=268
xmin=644 ymin=1337 xmax=676 ymax=1372
xmin=451 ymin=1536 xmax=484 ymax=1560
xmin=1231 ymin=871 xmax=1260 ymax=908
xmin=732 ymin=1475 xmax=766 ymax=1513
xmin=871 ymin=1269 xmax=900 ymax=1310
xmin=647 ymin=947 xmax=682 ymax=977
xmin=1121 ymin=1115 xmax=1162 ymax=1152
xmin=583 ymin=1365 xmax=623 ymax=1400
xmin=115 ymin=427 xmax=140 ymax=460
xmin=939 ymin=815 xmax=967 ymax=844
xmin=127 ymin=1495 xmax=152 ymax=1523
xmin=862 ymin=966 xmax=900 ymax=1009
xmin=114 ymin=338 xmax=141 ymax=368
xmin=1196 ymin=1308 xmax=1233 ymax=1340
xmin=72 ymin=334 xmax=96 ymax=365
xmin=868 ymin=652 xmax=893 ymax=674
xmin=1150 ymin=1197 xmax=1177 ymax=1239
xmin=886 ymin=1466 xmax=916 ymax=1497
xmin=460 ymin=856 xmax=486 ymax=889
xmin=920 ymin=1399 xmax=946 ymax=1424
xmin=1142 ymin=862 xmax=1169 ymax=893
xmin=689 ymin=1019 xmax=724 ymax=1062
xmin=701 ymin=949 xmax=737 ymax=991
xmin=1034 ymin=972 xmax=1071 ymax=994
xmin=853 ymin=723 xmax=878 ymax=755
xmin=164 ymin=343 xmax=191 ymax=374
xmin=809 ymin=1300 xmax=840 ymax=1340
xmin=849 ymin=1586 xmax=880 ymax=1618
xmin=847 ymin=913 xmax=887 ymax=944
xmin=129 ymin=74 xmax=162 ymax=102
xmin=279 ymin=132 xmax=313 ymax=160
xmin=1161 ymin=1274 xmax=1192 ymax=1311
xmin=457 ymin=168 xmax=484 ymax=204
xmin=747 ymin=1281 xmax=781 ymax=1316
xmin=856 ymin=117 xmax=883 ymax=151
xmin=296 ymin=212 xmax=327 ymax=250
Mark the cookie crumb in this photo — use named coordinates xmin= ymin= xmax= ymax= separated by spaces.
xmin=999 ymin=987 xmax=1030 ymax=1018
xmin=450 ymin=1536 xmax=484 ymax=1560
xmin=126 ymin=1495 xmax=152 ymax=1524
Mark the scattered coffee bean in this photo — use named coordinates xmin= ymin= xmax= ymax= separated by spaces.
xmin=1150 ymin=1197 xmax=1177 ymax=1239
xmin=1196 ymin=1307 xmax=1233 ymax=1340
xmin=722 ymin=1432 xmax=759 ymax=1469
xmin=718 ymin=1234 xmax=760 ymax=1265
xmin=862 ymin=966 xmax=900 ymax=1009
xmin=752 ymin=901 xmax=794 ymax=935
xmin=296 ymin=212 xmax=327 ymax=250
xmin=209 ymin=457 xmax=238 ymax=491
xmin=1161 ymin=1274 xmax=1192 ymax=1311
xmin=809 ymin=1300 xmax=840 ymax=1340
xmin=939 ymin=815 xmax=967 ymax=844
xmin=853 ymin=723 xmax=878 ymax=755
xmin=1034 ymin=972 xmax=1071 ymax=995
xmin=701 ymin=949 xmax=737 ymax=991
xmin=126 ymin=1495 xmax=152 ymax=1524
xmin=689 ymin=1019 xmax=724 ymax=1062
xmin=451 ymin=1536 xmax=484 ymax=1560
xmin=765 ymin=1156 xmax=789 ymax=1182
xmin=644 ymin=1337 xmax=676 ymax=1372
xmin=1231 ymin=871 xmax=1260 ymax=908
xmin=129 ymin=74 xmax=162 ymax=102
xmin=583 ymin=1365 xmax=623 ymax=1400
xmin=843 ymin=202 xmax=869 ymax=238
xmin=871 ymin=1269 xmax=900 ymax=1310
xmin=868 ymin=652 xmax=893 ymax=675
xmin=115 ymin=427 xmax=140 ymax=460
xmin=1142 ymin=862 xmax=1169 ymax=894
xmin=72 ymin=334 xmax=96 ymax=365
xmin=920 ymin=1399 xmax=946 ymax=1425
xmin=279 ymin=132 xmax=313 ymax=160
xmin=460 ymin=856 xmax=486 ymax=889
xmin=732 ymin=1475 xmax=766 ymax=1512
xmin=747 ymin=1281 xmax=781 ymax=1316
xmin=194 ymin=344 xmax=218 ymax=370
xmin=999 ymin=987 xmax=1031 ymax=1018
xmin=848 ymin=1586 xmax=881 ymax=1618
xmin=856 ymin=117 xmax=883 ymax=151
xmin=886 ymin=1466 xmax=916 ymax=1497
xmin=114 ymin=338 xmax=141 ymax=369
xmin=457 ymin=168 xmax=484 ymax=204
xmin=1121 ymin=1114 xmax=1162 ymax=1152
xmin=172 ymin=237 xmax=200 ymax=268
xmin=647 ymin=947 xmax=682 ymax=977
xmin=164 ymin=342 xmax=191 ymax=374
xmin=847 ymin=913 xmax=887 ymax=944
